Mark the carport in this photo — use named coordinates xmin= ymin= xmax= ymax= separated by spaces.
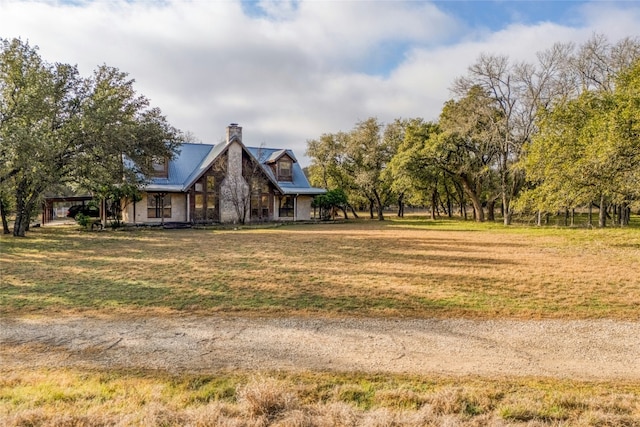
xmin=41 ymin=195 xmax=94 ymax=225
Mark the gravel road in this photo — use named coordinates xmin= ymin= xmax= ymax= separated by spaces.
xmin=1 ymin=316 xmax=638 ymax=380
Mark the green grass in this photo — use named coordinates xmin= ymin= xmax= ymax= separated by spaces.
xmin=2 ymin=218 xmax=639 ymax=319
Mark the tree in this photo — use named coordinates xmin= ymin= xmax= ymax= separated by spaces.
xmin=516 ymin=36 xmax=640 ymax=227
xmin=387 ymin=118 xmax=444 ymax=219
xmin=453 ymin=42 xmax=572 ymax=224
xmin=312 ymin=188 xmax=348 ymax=220
xmin=521 ymin=59 xmax=640 ymax=227
xmin=433 ymin=86 xmax=502 ymax=222
xmin=306 ymin=131 xmax=359 ymax=218
xmin=0 ymin=186 xmax=11 ymax=234
xmin=95 ymin=183 xmax=142 ymax=227
xmin=0 ymin=38 xmax=182 ymax=236
xmin=343 ymin=118 xmax=398 ymax=221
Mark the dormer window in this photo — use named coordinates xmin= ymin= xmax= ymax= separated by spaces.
xmin=151 ymin=157 xmax=169 ymax=178
xmin=278 ymin=159 xmax=292 ymax=181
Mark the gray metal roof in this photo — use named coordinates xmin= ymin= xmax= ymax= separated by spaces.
xmin=143 ymin=143 xmax=214 ymax=191
xmin=145 ymin=142 xmax=325 ymax=196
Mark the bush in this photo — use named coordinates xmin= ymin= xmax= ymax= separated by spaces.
xmin=74 ymin=213 xmax=90 ymax=228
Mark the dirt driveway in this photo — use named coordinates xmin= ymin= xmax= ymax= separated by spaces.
xmin=1 ymin=316 xmax=638 ymax=380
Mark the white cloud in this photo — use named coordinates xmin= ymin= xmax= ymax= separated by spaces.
xmin=1 ymin=0 xmax=639 ymax=164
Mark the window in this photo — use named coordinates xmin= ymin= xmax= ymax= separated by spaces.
xmin=206 ymin=176 xmax=217 ymax=221
xmin=151 ymin=157 xmax=169 ymax=178
xmin=194 ymin=193 xmax=204 ymax=221
xmin=147 ymin=193 xmax=171 ymax=218
xmin=278 ymin=159 xmax=292 ymax=181
xmin=193 ymin=175 xmax=218 ymax=222
xmin=251 ymin=181 xmax=271 ymax=220
xmin=279 ymin=195 xmax=294 ymax=218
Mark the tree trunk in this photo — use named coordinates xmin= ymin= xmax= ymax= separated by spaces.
xmin=598 ymin=194 xmax=606 ymax=228
xmin=13 ymin=198 xmax=33 ymax=237
xmin=502 ymin=193 xmax=512 ymax=225
xmin=13 ymin=183 xmax=37 ymax=237
xmin=500 ymin=154 xmax=512 ymax=225
xmin=439 ymin=200 xmax=448 ymax=217
xmin=339 ymin=206 xmax=349 ymax=219
xmin=487 ymin=199 xmax=496 ymax=221
xmin=430 ymin=188 xmax=437 ymax=220
xmin=397 ymin=192 xmax=404 ymax=218
xmin=537 ymin=210 xmax=542 ymax=227
xmin=459 ymin=178 xmax=484 ymax=222
xmin=347 ymin=204 xmax=359 ymax=219
xmin=588 ymin=203 xmax=593 ymax=228
xmin=368 ymin=198 xmax=375 ymax=219
xmin=444 ymin=183 xmax=453 ymax=218
xmin=621 ymin=204 xmax=630 ymax=226
xmin=625 ymin=206 xmax=631 ymax=226
xmin=373 ymin=190 xmax=384 ymax=221
xmin=0 ymin=198 xmax=10 ymax=234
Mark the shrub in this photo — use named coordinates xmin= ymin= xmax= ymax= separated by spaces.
xmin=74 ymin=213 xmax=90 ymax=229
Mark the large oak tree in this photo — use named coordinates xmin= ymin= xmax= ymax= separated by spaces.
xmin=0 ymin=38 xmax=182 ymax=236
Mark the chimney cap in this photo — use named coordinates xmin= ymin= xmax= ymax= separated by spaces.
xmin=229 ymin=123 xmax=239 ymax=127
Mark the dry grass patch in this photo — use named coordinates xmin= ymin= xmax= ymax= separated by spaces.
xmin=1 ymin=219 xmax=639 ymax=319
xmin=2 ymin=368 xmax=639 ymax=426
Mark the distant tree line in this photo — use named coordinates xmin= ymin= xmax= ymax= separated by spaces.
xmin=306 ymin=34 xmax=640 ymax=227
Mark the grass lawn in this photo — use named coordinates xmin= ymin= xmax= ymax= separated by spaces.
xmin=1 ymin=218 xmax=639 ymax=319
xmin=1 ymin=218 xmax=639 ymax=426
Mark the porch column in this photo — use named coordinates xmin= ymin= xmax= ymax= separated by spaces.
xmin=293 ymin=195 xmax=297 ymax=221
xmin=186 ymin=193 xmax=190 ymax=223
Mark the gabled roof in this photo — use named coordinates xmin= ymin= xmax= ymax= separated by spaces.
xmin=264 ymin=149 xmax=297 ymax=164
xmin=144 ymin=141 xmax=325 ymax=196
xmin=246 ymin=147 xmax=323 ymax=195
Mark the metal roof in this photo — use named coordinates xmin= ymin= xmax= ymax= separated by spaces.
xmin=246 ymin=146 xmax=324 ymax=195
xmin=144 ymin=142 xmax=325 ymax=196
xmin=143 ymin=143 xmax=215 ymax=191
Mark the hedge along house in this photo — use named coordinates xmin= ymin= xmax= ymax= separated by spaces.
xmin=122 ymin=124 xmax=325 ymax=225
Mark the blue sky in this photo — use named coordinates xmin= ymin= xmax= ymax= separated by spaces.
xmin=437 ymin=1 xmax=582 ymax=29
xmin=1 ymin=0 xmax=638 ymax=164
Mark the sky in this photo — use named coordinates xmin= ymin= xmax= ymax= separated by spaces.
xmin=1 ymin=0 xmax=639 ymax=165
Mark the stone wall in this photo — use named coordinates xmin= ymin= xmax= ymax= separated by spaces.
xmin=220 ymin=141 xmax=249 ymax=223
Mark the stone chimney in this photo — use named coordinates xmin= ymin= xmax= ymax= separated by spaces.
xmin=226 ymin=123 xmax=242 ymax=143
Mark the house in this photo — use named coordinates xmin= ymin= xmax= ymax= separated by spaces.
xmin=122 ymin=124 xmax=325 ymax=225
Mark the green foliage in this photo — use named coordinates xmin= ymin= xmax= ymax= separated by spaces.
xmin=312 ymin=188 xmax=348 ymax=219
xmin=74 ymin=213 xmax=91 ymax=229
xmin=304 ymin=35 xmax=640 ymax=226
xmin=520 ymin=59 xmax=640 ymax=226
xmin=0 ymin=38 xmax=183 ymax=236
xmin=306 ymin=118 xmax=400 ymax=220
xmin=95 ymin=183 xmax=142 ymax=226
xmin=435 ymin=86 xmax=503 ymax=221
